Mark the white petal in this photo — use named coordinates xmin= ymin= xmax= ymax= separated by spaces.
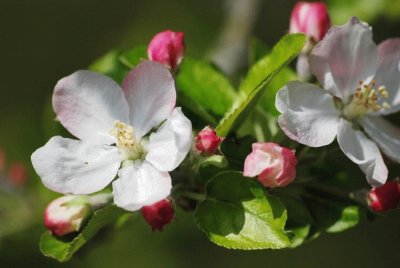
xmin=53 ymin=70 xmax=129 ymax=145
xmin=276 ymin=81 xmax=340 ymax=147
xmin=374 ymin=38 xmax=400 ymax=114
xmin=112 ymin=161 xmax=172 ymax=211
xmin=359 ymin=115 xmax=400 ymax=163
xmin=337 ymin=119 xmax=387 ymax=186
xmin=31 ymin=136 xmax=122 ymax=194
xmin=146 ymin=107 xmax=192 ymax=172
xmin=122 ymin=61 xmax=176 ymax=139
xmin=309 ymin=17 xmax=378 ymax=101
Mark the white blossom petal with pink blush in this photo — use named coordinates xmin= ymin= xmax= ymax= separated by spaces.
xmin=244 ymin=143 xmax=297 ymax=188
xmin=53 ymin=70 xmax=129 ymax=145
xmin=309 ymin=17 xmax=378 ymax=101
xmin=359 ymin=115 xmax=400 ymax=162
xmin=122 ymin=61 xmax=176 ymax=139
xmin=373 ymin=38 xmax=400 ymax=115
xmin=31 ymin=136 xmax=122 ymax=194
xmin=112 ymin=162 xmax=172 ymax=212
xmin=276 ymin=81 xmax=340 ymax=147
xmin=337 ymin=119 xmax=387 ymax=186
xmin=146 ymin=108 xmax=192 ymax=172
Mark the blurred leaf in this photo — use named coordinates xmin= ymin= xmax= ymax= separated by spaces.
xmin=39 ymin=205 xmax=124 ymax=262
xmin=215 ymin=34 xmax=306 ymax=136
xmin=248 ymin=37 xmax=269 ymax=66
xmin=119 ymin=46 xmax=148 ymax=69
xmin=195 ymin=171 xmax=291 ymax=249
xmin=275 ymin=194 xmax=312 ymax=247
xmin=220 ymin=135 xmax=255 ymax=170
xmin=88 ymin=49 xmax=129 ymax=83
xmin=303 ymin=192 xmax=364 ymax=234
xmin=176 ymin=57 xmax=237 ymax=116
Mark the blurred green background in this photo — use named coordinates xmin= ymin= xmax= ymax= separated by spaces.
xmin=0 ymin=0 xmax=399 ymax=267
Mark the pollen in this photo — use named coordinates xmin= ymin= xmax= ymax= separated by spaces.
xmin=343 ymin=80 xmax=390 ymax=120
xmin=110 ymin=121 xmax=145 ymax=159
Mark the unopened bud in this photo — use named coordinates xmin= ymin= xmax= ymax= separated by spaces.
xmin=289 ymin=2 xmax=331 ymax=43
xmin=147 ymin=30 xmax=185 ymax=71
xmin=44 ymin=195 xmax=92 ymax=236
xmin=368 ymin=181 xmax=400 ymax=212
xmin=195 ymin=126 xmax=223 ymax=156
xmin=141 ymin=199 xmax=174 ymax=231
xmin=243 ymin=143 xmax=297 ymax=188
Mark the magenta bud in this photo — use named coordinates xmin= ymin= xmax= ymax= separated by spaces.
xmin=368 ymin=181 xmax=400 ymax=212
xmin=195 ymin=126 xmax=223 ymax=156
xmin=141 ymin=199 xmax=174 ymax=231
xmin=243 ymin=143 xmax=298 ymax=188
xmin=44 ymin=195 xmax=92 ymax=236
xmin=147 ymin=30 xmax=185 ymax=71
xmin=8 ymin=162 xmax=27 ymax=186
xmin=289 ymin=2 xmax=331 ymax=43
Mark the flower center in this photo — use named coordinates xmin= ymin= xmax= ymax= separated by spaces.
xmin=342 ymin=80 xmax=391 ymax=120
xmin=110 ymin=121 xmax=145 ymax=160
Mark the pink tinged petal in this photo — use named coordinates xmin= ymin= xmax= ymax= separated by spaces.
xmin=112 ymin=161 xmax=172 ymax=211
xmin=374 ymin=38 xmax=400 ymax=114
xmin=275 ymin=81 xmax=340 ymax=147
xmin=53 ymin=70 xmax=130 ymax=145
xmin=122 ymin=61 xmax=176 ymax=139
xmin=359 ymin=115 xmax=400 ymax=163
xmin=146 ymin=107 xmax=192 ymax=172
xmin=243 ymin=143 xmax=297 ymax=188
xmin=147 ymin=30 xmax=185 ymax=70
xmin=309 ymin=17 xmax=378 ymax=101
xmin=31 ymin=136 xmax=122 ymax=194
xmin=337 ymin=119 xmax=388 ymax=186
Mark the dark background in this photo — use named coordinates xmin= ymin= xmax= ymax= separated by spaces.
xmin=0 ymin=0 xmax=399 ymax=267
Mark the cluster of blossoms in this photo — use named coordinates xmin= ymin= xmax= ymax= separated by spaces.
xmin=32 ymin=1 xmax=400 ymax=239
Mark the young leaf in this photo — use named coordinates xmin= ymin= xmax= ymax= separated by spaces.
xmin=119 ymin=46 xmax=148 ymax=69
xmin=176 ymin=57 xmax=237 ymax=116
xmin=195 ymin=171 xmax=291 ymax=249
xmin=88 ymin=49 xmax=130 ymax=84
xmin=215 ymin=33 xmax=306 ymax=136
xmin=40 ymin=205 xmax=125 ymax=262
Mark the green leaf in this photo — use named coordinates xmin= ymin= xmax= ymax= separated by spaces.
xmin=325 ymin=205 xmax=362 ymax=233
xmin=215 ymin=33 xmax=306 ymax=136
xmin=220 ymin=135 xmax=255 ymax=170
xmin=176 ymin=57 xmax=237 ymax=116
xmin=177 ymin=93 xmax=218 ymax=126
xmin=88 ymin=49 xmax=129 ymax=84
xmin=40 ymin=205 xmax=125 ymax=262
xmin=119 ymin=46 xmax=148 ymax=69
xmin=195 ymin=171 xmax=291 ymax=249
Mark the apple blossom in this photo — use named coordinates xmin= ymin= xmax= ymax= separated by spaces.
xmin=31 ymin=61 xmax=193 ymax=211
xmin=276 ymin=17 xmax=400 ymax=186
xmin=44 ymin=195 xmax=92 ymax=236
xmin=368 ymin=181 xmax=400 ymax=212
xmin=195 ymin=126 xmax=223 ymax=156
xmin=141 ymin=199 xmax=174 ymax=231
xmin=243 ymin=143 xmax=297 ymax=188
xmin=148 ymin=30 xmax=185 ymax=71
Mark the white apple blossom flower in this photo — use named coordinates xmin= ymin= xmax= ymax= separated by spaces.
xmin=31 ymin=61 xmax=192 ymax=211
xmin=276 ymin=17 xmax=400 ymax=186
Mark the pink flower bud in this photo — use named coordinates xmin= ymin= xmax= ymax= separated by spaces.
xmin=195 ymin=126 xmax=223 ymax=156
xmin=289 ymin=2 xmax=331 ymax=43
xmin=243 ymin=143 xmax=297 ymax=188
xmin=147 ymin=30 xmax=185 ymax=71
xmin=8 ymin=162 xmax=27 ymax=186
xmin=368 ymin=181 xmax=400 ymax=212
xmin=44 ymin=195 xmax=92 ymax=236
xmin=141 ymin=199 xmax=174 ymax=231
